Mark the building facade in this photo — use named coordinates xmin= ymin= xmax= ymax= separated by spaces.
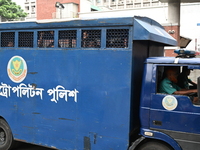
xmin=24 ymin=0 xmax=36 ymax=20
xmin=92 ymin=0 xmax=167 ymax=10
xmin=37 ymin=0 xmax=80 ymax=20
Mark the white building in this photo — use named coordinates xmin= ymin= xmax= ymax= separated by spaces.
xmin=12 ymin=0 xmax=36 ymax=21
xmin=92 ymin=0 xmax=166 ymax=10
xmin=24 ymin=0 xmax=36 ymax=21
xmin=79 ymin=1 xmax=200 ymax=50
xmin=12 ymin=0 xmax=25 ymax=8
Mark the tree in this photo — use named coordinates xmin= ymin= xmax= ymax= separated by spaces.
xmin=0 ymin=0 xmax=27 ymax=21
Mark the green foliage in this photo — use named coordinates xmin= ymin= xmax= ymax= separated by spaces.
xmin=0 ymin=0 xmax=27 ymax=20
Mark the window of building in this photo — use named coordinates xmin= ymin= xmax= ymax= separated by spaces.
xmin=25 ymin=6 xmax=29 ymax=11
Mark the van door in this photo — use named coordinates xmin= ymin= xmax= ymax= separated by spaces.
xmin=150 ymin=65 xmax=200 ymax=150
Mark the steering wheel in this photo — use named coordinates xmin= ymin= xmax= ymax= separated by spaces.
xmin=188 ymin=92 xmax=197 ymax=97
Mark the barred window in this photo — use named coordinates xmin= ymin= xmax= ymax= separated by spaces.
xmin=38 ymin=31 xmax=54 ymax=48
xmin=18 ymin=32 xmax=34 ymax=47
xmin=106 ymin=29 xmax=129 ymax=48
xmin=81 ymin=30 xmax=101 ymax=48
xmin=1 ymin=32 xmax=15 ymax=47
xmin=59 ymin=30 xmax=77 ymax=48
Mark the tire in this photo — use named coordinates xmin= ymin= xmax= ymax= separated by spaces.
xmin=137 ymin=141 xmax=173 ymax=150
xmin=0 ymin=119 xmax=13 ymax=150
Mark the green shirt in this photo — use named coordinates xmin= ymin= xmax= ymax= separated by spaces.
xmin=159 ymin=78 xmax=181 ymax=94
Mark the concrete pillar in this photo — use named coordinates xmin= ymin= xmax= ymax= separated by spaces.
xmin=168 ymin=1 xmax=180 ymax=25
xmin=164 ymin=1 xmax=181 ymax=56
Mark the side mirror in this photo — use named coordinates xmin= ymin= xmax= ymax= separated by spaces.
xmin=197 ymin=77 xmax=200 ymax=99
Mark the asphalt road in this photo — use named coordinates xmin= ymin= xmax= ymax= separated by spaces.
xmin=12 ymin=142 xmax=57 ymax=150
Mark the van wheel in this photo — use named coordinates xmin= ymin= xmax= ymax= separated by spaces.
xmin=0 ymin=119 xmax=13 ymax=150
xmin=137 ymin=141 xmax=173 ymax=150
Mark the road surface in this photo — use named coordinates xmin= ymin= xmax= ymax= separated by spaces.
xmin=12 ymin=142 xmax=57 ymax=150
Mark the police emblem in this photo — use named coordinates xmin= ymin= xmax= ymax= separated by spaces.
xmin=162 ymin=95 xmax=178 ymax=111
xmin=7 ymin=56 xmax=27 ymax=83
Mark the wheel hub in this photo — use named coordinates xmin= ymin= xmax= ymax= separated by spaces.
xmin=0 ymin=129 xmax=6 ymax=145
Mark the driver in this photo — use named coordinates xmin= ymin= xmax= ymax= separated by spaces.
xmin=159 ymin=67 xmax=198 ymax=104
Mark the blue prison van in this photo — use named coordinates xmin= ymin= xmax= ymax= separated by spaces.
xmin=1 ymin=16 xmax=199 ymax=150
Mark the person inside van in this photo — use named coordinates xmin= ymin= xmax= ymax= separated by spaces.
xmin=159 ymin=67 xmax=198 ymax=104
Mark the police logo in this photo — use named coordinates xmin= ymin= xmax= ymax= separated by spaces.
xmin=7 ymin=56 xmax=27 ymax=83
xmin=162 ymin=95 xmax=178 ymax=111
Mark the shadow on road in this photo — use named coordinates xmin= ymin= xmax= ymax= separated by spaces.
xmin=11 ymin=141 xmax=57 ymax=150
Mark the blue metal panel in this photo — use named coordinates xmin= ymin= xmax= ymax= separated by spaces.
xmin=0 ymin=49 xmax=132 ymax=149
xmin=0 ymin=16 xmax=178 ymax=149
xmin=140 ymin=64 xmax=154 ymax=128
xmin=150 ymin=93 xmax=200 ymax=149
xmin=0 ymin=16 xmax=177 ymax=47
xmin=146 ymin=57 xmax=200 ymax=65
xmin=150 ymin=94 xmax=200 ymax=134
xmin=0 ymin=18 xmax=134 ymax=30
xmin=133 ymin=17 xmax=177 ymax=46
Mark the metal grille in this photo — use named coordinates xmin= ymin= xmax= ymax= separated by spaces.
xmin=1 ymin=32 xmax=15 ymax=47
xmin=38 ymin=31 xmax=54 ymax=48
xmin=58 ymin=30 xmax=77 ymax=48
xmin=106 ymin=29 xmax=129 ymax=48
xmin=18 ymin=32 xmax=34 ymax=47
xmin=81 ymin=30 xmax=101 ymax=48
